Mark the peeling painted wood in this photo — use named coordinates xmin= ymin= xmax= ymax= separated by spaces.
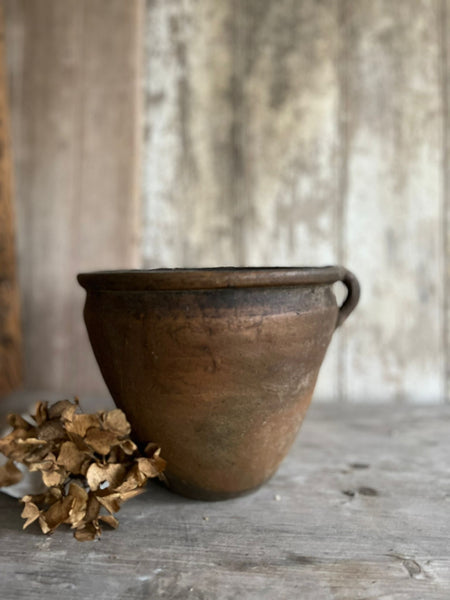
xmin=1 ymin=393 xmax=450 ymax=599
xmin=342 ymin=0 xmax=445 ymax=401
xmin=3 ymin=0 xmax=142 ymax=394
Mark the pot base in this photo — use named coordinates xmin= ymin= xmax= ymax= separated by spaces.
xmin=163 ymin=472 xmax=269 ymax=501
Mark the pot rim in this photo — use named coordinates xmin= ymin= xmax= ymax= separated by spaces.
xmin=77 ymin=266 xmax=348 ymax=291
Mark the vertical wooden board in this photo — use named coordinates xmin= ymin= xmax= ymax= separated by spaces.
xmin=238 ymin=1 xmax=340 ymax=270
xmin=3 ymin=0 xmax=141 ymax=394
xmin=343 ymin=0 xmax=445 ymax=402
xmin=142 ymin=0 xmax=242 ymax=268
xmin=142 ymin=0 xmax=341 ymax=399
xmin=0 ymin=4 xmax=21 ymax=396
xmin=4 ymin=0 xmax=84 ymax=394
xmin=142 ymin=0 xmax=190 ymax=267
xmin=236 ymin=0 xmax=342 ymax=400
xmin=69 ymin=0 xmax=142 ymax=393
xmin=444 ymin=0 xmax=450 ymax=401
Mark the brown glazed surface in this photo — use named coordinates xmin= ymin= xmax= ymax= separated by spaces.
xmin=78 ymin=267 xmax=359 ymax=500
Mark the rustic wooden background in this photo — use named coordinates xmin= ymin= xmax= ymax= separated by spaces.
xmin=0 ymin=4 xmax=21 ymax=397
xmin=3 ymin=0 xmax=141 ymax=396
xmin=2 ymin=0 xmax=449 ymax=402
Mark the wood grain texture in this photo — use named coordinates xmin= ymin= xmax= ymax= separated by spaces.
xmin=141 ymin=0 xmax=450 ymax=403
xmin=444 ymin=0 xmax=450 ymax=401
xmin=142 ymin=0 xmax=242 ymax=268
xmin=142 ymin=0 xmax=342 ymax=400
xmin=2 ymin=0 xmax=142 ymax=394
xmin=1 ymin=393 xmax=450 ymax=599
xmin=0 ymin=3 xmax=21 ymax=396
xmin=3 ymin=1 xmax=449 ymax=401
xmin=342 ymin=0 xmax=445 ymax=401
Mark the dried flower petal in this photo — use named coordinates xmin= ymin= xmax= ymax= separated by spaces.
xmin=42 ymin=468 xmax=67 ymax=488
xmin=60 ymin=403 xmax=78 ymax=422
xmin=84 ymin=428 xmax=118 ymax=455
xmin=67 ymin=482 xmax=88 ymax=528
xmin=117 ymin=438 xmax=138 ymax=455
xmin=27 ymin=453 xmax=56 ymax=473
xmin=136 ymin=456 xmax=166 ymax=479
xmin=99 ymin=514 xmax=119 ymax=529
xmin=65 ymin=431 xmax=91 ymax=454
xmin=26 ymin=487 xmax=62 ymax=508
xmin=116 ymin=466 xmax=145 ymax=491
xmin=33 ymin=401 xmax=49 ymax=426
xmin=85 ymin=493 xmax=101 ymax=523
xmin=39 ymin=495 xmax=73 ymax=532
xmin=69 ymin=482 xmax=87 ymax=500
xmin=86 ymin=462 xmax=126 ymax=492
xmin=120 ymin=487 xmax=146 ymax=502
xmin=37 ymin=421 xmax=66 ymax=442
xmin=101 ymin=409 xmax=131 ymax=436
xmin=7 ymin=414 xmax=33 ymax=430
xmin=56 ymin=441 xmax=88 ymax=474
xmin=48 ymin=399 xmax=77 ymax=420
xmin=38 ymin=515 xmax=51 ymax=534
xmin=74 ymin=522 xmax=100 ymax=542
xmin=96 ymin=492 xmax=122 ymax=514
xmin=17 ymin=437 xmax=46 ymax=447
xmin=64 ymin=413 xmax=100 ymax=438
xmin=21 ymin=500 xmax=40 ymax=529
xmin=0 ymin=460 xmax=23 ymax=487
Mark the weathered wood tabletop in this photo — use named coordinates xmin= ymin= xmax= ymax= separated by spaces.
xmin=1 ymin=392 xmax=449 ymax=600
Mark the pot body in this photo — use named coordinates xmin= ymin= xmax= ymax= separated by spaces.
xmin=78 ymin=267 xmax=359 ymax=500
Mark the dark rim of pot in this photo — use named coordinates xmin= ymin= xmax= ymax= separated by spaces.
xmin=77 ymin=266 xmax=348 ymax=291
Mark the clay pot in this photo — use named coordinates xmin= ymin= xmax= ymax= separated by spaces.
xmin=78 ymin=267 xmax=359 ymax=500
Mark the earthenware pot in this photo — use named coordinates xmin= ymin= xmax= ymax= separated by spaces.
xmin=78 ymin=267 xmax=359 ymax=500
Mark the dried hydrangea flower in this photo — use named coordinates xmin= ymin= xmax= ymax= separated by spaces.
xmin=0 ymin=399 xmax=166 ymax=541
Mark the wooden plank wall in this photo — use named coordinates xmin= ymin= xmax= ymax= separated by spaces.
xmin=141 ymin=0 xmax=449 ymax=403
xmin=343 ymin=1 xmax=445 ymax=402
xmin=3 ymin=0 xmax=141 ymax=395
xmin=0 ymin=4 xmax=21 ymax=396
xmin=3 ymin=0 xmax=449 ymax=401
xmin=444 ymin=0 xmax=450 ymax=402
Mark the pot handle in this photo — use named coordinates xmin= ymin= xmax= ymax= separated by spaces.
xmin=335 ymin=268 xmax=360 ymax=328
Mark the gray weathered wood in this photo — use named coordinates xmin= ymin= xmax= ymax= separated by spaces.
xmin=142 ymin=0 xmax=243 ymax=268
xmin=1 ymin=392 xmax=450 ymax=599
xmin=444 ymin=0 xmax=450 ymax=401
xmin=342 ymin=0 xmax=445 ymax=402
xmin=2 ymin=0 xmax=142 ymax=395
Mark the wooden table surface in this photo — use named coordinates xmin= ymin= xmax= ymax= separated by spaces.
xmin=1 ymin=392 xmax=449 ymax=600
